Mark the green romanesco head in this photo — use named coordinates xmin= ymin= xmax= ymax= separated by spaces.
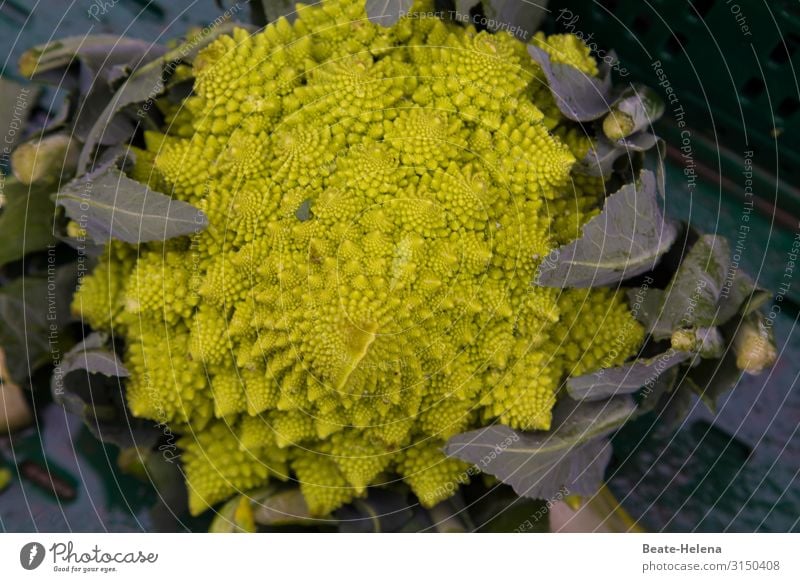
xmin=73 ymin=0 xmax=644 ymax=517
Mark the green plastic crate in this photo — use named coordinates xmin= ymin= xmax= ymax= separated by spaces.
xmin=546 ymin=0 xmax=800 ymax=218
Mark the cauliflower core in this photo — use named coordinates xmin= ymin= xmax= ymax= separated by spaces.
xmin=74 ymin=0 xmax=643 ymax=516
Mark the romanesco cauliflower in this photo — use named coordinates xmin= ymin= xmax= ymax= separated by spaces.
xmin=73 ymin=0 xmax=644 ymax=517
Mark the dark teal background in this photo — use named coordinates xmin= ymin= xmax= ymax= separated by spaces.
xmin=0 ymin=0 xmax=797 ymax=532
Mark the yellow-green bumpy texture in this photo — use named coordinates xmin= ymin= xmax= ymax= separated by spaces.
xmin=73 ymin=0 xmax=644 ymax=516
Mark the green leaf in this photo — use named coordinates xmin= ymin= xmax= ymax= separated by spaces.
xmin=0 ymin=266 xmax=77 ymax=384
xmin=574 ymin=136 xmax=630 ymax=178
xmin=57 ymin=332 xmax=129 ymax=379
xmin=209 ymin=495 xmax=257 ymax=533
xmin=621 ymin=85 xmax=664 ymax=122
xmin=33 ymin=95 xmax=73 ymax=139
xmin=11 ymin=133 xmax=80 ymax=185
xmin=0 ymin=76 xmax=39 ymax=155
xmin=694 ymin=326 xmax=725 ymax=359
xmin=464 ymin=484 xmax=551 ymax=532
xmin=0 ymin=179 xmax=57 ymax=266
xmin=76 ymin=22 xmax=248 ymax=173
xmin=427 ymin=501 xmax=470 ymax=532
xmin=54 ymin=164 xmax=208 ymax=244
xmin=717 ymin=270 xmax=768 ymax=323
xmin=684 ymin=349 xmax=741 ymax=413
xmin=260 ymin=0 xmax=301 ymax=23
xmin=527 ymin=45 xmax=612 ymax=122
xmin=73 ymin=87 xmax=137 ymax=147
xmin=627 ymin=286 xmax=672 ymax=337
xmin=252 ymin=487 xmax=317 ymax=527
xmin=567 ymin=349 xmax=690 ymax=401
xmin=145 ymin=451 xmax=192 ymax=532
xmin=335 ymin=489 xmax=418 ymax=532
xmin=657 ymin=234 xmax=731 ymax=336
xmin=52 ymin=332 xmax=159 ymax=449
xmin=455 ymin=0 xmax=481 ymax=15
xmin=636 ymin=365 xmax=680 ymax=414
xmin=239 ymin=0 xmax=299 ymax=26
xmin=483 ymin=0 xmax=549 ymax=40
xmin=741 ymin=289 xmax=771 ymax=316
xmin=654 ymin=382 xmax=694 ymax=434
xmin=365 ymin=0 xmax=414 ymax=27
xmin=575 ymin=132 xmax=660 ymax=177
xmin=603 ymin=85 xmax=665 ymax=141
xmin=536 ymin=170 xmax=678 ymax=287
xmin=630 ymin=236 xmax=769 ymax=343
xmin=651 ymin=136 xmax=668 ymax=186
xmin=445 ymin=397 xmax=636 ymax=500
xmin=18 ymin=35 xmax=166 ymax=95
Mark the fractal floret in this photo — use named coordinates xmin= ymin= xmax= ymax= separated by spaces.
xmin=73 ymin=0 xmax=644 ymax=516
